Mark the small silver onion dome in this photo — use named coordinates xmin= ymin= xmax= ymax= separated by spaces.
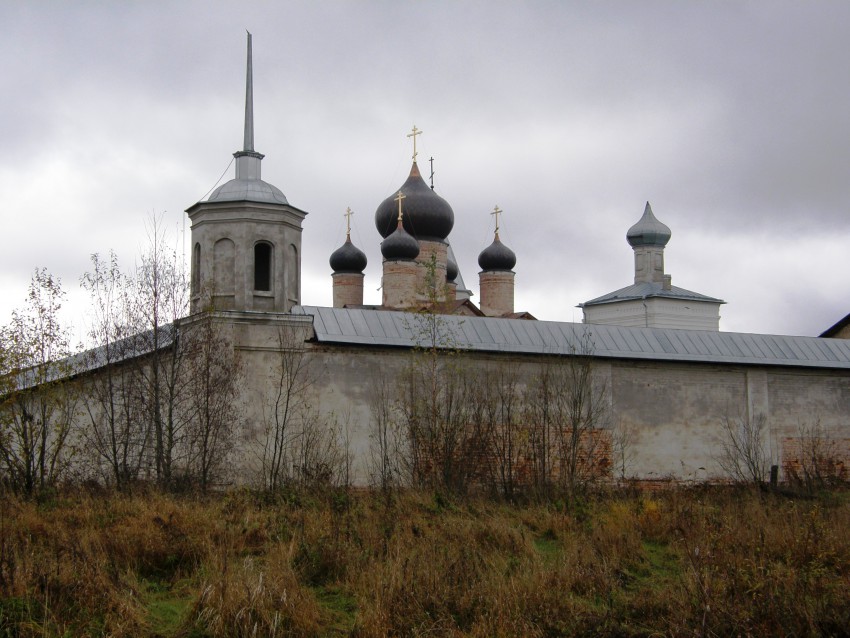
xmin=478 ymin=234 xmax=516 ymax=271
xmin=627 ymin=201 xmax=671 ymax=248
xmin=446 ymin=253 xmax=459 ymax=282
xmin=375 ymin=163 xmax=454 ymax=241
xmin=381 ymin=222 xmax=420 ymax=261
xmin=330 ymin=238 xmax=367 ymax=274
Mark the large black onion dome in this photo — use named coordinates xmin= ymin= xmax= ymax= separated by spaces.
xmin=627 ymin=201 xmax=671 ymax=248
xmin=330 ymin=237 xmax=367 ymax=274
xmin=375 ymin=163 xmax=455 ymax=241
xmin=381 ymin=223 xmax=420 ymax=261
xmin=478 ymin=234 xmax=516 ymax=271
xmin=446 ymin=253 xmax=459 ymax=282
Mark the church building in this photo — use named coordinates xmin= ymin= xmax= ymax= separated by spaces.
xmin=180 ymin=35 xmax=850 ymax=486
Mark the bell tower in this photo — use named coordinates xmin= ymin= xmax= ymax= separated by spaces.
xmin=186 ymin=33 xmax=307 ymax=314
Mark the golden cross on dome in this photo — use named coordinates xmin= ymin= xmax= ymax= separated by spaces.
xmin=491 ymin=205 xmax=503 ymax=235
xmin=394 ymin=191 xmax=406 ymax=223
xmin=407 ymin=125 xmax=422 ymax=161
xmin=344 ymin=207 xmax=353 ymax=237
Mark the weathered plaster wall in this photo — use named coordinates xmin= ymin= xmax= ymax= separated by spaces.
xmin=766 ymin=369 xmax=850 ymax=469
xmin=610 ymin=362 xmax=747 ymax=480
xmin=229 ymin=319 xmax=850 ymax=485
xmin=69 ymin=315 xmax=850 ymax=487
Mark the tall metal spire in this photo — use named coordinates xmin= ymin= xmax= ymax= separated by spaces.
xmin=244 ymin=31 xmax=254 ymax=153
xmin=232 ymin=31 xmax=264 ymax=183
xmin=204 ymin=32 xmax=290 ymax=204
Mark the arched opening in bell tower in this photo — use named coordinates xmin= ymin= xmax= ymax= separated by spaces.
xmin=254 ymin=241 xmax=273 ymax=291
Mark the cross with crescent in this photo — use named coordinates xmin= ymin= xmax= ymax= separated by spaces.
xmin=394 ymin=191 xmax=406 ymax=223
xmin=491 ymin=205 xmax=503 ymax=234
xmin=344 ymin=207 xmax=353 ymax=238
xmin=407 ymin=125 xmax=422 ymax=161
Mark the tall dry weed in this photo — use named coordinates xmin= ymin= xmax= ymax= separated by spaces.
xmin=0 ymin=486 xmax=848 ymax=636
xmin=185 ymin=546 xmax=322 ymax=637
xmin=0 ymin=493 xmax=152 ymax=635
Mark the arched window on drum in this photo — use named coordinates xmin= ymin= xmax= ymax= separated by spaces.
xmin=254 ymin=241 xmax=273 ymax=292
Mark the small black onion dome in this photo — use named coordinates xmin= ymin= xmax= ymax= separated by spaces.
xmin=446 ymin=253 xmax=459 ymax=282
xmin=329 ymin=237 xmax=367 ymax=274
xmin=381 ymin=223 xmax=420 ymax=261
xmin=478 ymin=234 xmax=516 ymax=271
xmin=627 ymin=201 xmax=671 ymax=248
xmin=375 ymin=162 xmax=455 ymax=241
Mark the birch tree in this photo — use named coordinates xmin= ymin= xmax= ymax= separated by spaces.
xmin=127 ymin=217 xmax=190 ymax=488
xmin=0 ymin=269 xmax=77 ymax=494
xmin=80 ymin=252 xmax=150 ymax=489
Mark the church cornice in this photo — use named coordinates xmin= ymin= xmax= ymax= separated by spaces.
xmin=185 ymin=199 xmax=308 ymax=219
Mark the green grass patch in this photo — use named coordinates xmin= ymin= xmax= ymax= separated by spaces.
xmin=0 ymin=597 xmax=40 ymax=635
xmin=533 ymin=528 xmax=561 ymax=564
xmin=622 ymin=540 xmax=681 ymax=592
xmin=313 ymin=585 xmax=357 ymax=635
xmin=141 ymin=578 xmax=196 ymax=637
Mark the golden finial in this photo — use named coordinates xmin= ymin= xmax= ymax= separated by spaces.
xmin=406 ymin=125 xmax=422 ymax=162
xmin=491 ymin=205 xmax=503 ymax=236
xmin=394 ymin=191 xmax=406 ymax=223
xmin=344 ymin=207 xmax=353 ymax=238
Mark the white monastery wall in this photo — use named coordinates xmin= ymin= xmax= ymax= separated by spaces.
xmin=229 ymin=319 xmax=850 ymax=485
xmin=66 ymin=317 xmax=850 ymax=488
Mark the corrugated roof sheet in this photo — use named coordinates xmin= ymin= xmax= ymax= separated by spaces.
xmin=581 ymin=281 xmax=724 ymax=306
xmin=293 ymin=306 xmax=850 ymax=370
xmin=12 ymin=323 xmax=177 ymax=391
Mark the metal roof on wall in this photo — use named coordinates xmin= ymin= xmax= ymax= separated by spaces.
xmin=293 ymin=306 xmax=850 ymax=370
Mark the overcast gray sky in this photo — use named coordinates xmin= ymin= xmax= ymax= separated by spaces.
xmin=2 ymin=1 xmax=849 ymax=339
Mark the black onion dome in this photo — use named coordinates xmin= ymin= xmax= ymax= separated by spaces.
xmin=329 ymin=238 xmax=367 ymax=274
xmin=478 ymin=234 xmax=516 ymax=271
xmin=381 ymin=223 xmax=420 ymax=261
xmin=446 ymin=253 xmax=459 ymax=282
xmin=375 ymin=162 xmax=455 ymax=241
xmin=627 ymin=201 xmax=671 ymax=248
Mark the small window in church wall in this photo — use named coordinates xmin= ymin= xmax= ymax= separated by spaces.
xmin=192 ymin=243 xmax=201 ymax=294
xmin=254 ymin=242 xmax=273 ymax=291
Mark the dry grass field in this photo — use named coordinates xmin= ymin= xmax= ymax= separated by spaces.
xmin=0 ymin=486 xmax=848 ymax=637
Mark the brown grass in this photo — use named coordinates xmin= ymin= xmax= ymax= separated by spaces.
xmin=0 ymin=486 xmax=848 ymax=636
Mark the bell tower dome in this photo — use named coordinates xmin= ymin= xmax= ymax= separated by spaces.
xmin=186 ymin=33 xmax=307 ymax=314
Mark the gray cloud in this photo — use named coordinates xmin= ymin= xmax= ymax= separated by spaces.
xmin=1 ymin=1 xmax=849 ymax=338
